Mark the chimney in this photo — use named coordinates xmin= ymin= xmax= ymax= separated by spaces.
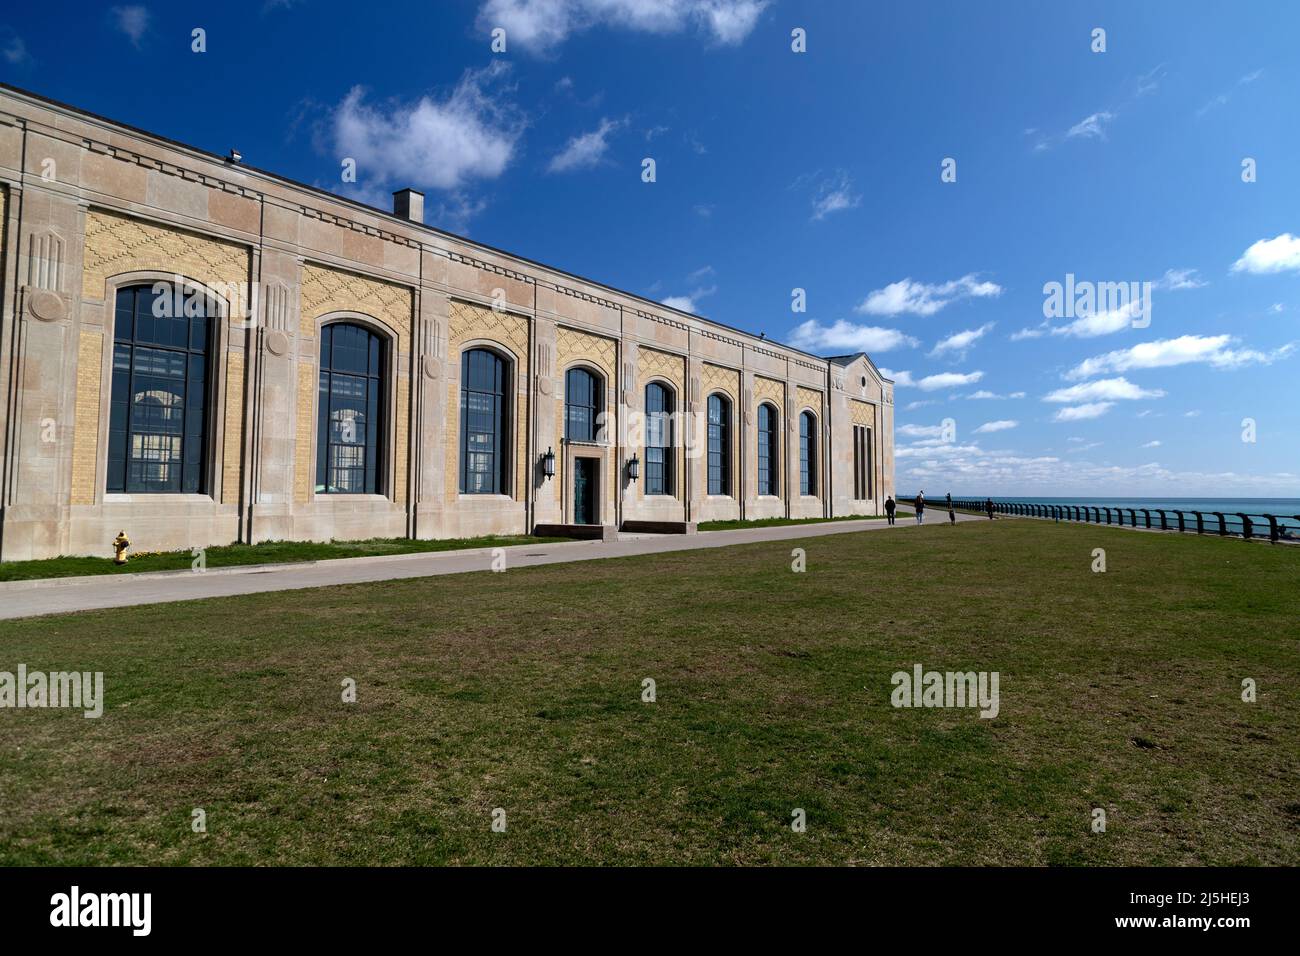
xmin=392 ymin=188 xmax=424 ymax=224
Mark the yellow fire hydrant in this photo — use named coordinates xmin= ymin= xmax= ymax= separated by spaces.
xmin=112 ymin=530 xmax=131 ymax=565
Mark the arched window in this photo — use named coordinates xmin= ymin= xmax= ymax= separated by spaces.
xmin=460 ymin=348 xmax=510 ymax=494
xmin=644 ymin=382 xmax=674 ymax=496
xmin=707 ymin=393 xmax=731 ymax=496
xmin=799 ymin=410 xmax=817 ymax=496
xmin=108 ymin=283 xmax=213 ymax=493
xmin=565 ymin=367 xmax=603 ymax=442
xmin=316 ymin=322 xmax=385 ymax=494
xmin=757 ymin=402 xmax=779 ymax=496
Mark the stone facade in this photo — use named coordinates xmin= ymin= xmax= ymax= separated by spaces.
xmin=0 ymin=85 xmax=894 ymax=561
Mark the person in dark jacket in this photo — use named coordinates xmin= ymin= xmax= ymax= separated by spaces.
xmin=885 ymin=496 xmax=896 ymax=525
xmin=915 ymin=492 xmax=926 ymax=525
xmin=985 ymin=497 xmax=995 ymax=520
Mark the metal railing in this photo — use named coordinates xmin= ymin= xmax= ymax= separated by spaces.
xmin=899 ymin=497 xmax=1300 ymax=544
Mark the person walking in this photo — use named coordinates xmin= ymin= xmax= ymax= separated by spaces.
xmin=985 ymin=497 xmax=995 ymax=520
xmin=915 ymin=492 xmax=926 ymax=525
xmin=946 ymin=492 xmax=955 ymax=525
xmin=885 ymin=495 xmax=896 ymax=525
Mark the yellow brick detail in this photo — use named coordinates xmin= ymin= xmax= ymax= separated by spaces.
xmin=72 ymin=330 xmax=104 ymax=505
xmin=851 ymin=399 xmax=874 ymax=426
xmin=754 ymin=375 xmax=784 ymax=413
xmin=796 ymin=386 xmax=823 ymax=417
xmin=222 ymin=352 xmax=245 ymax=505
xmin=701 ymin=363 xmax=739 ymax=401
xmin=445 ymin=300 xmax=531 ymax=502
xmin=300 ymin=264 xmax=412 ymax=352
xmin=294 ymin=363 xmax=316 ymax=503
xmin=82 ymin=209 xmax=250 ymax=305
xmin=556 ymin=326 xmax=616 ymax=379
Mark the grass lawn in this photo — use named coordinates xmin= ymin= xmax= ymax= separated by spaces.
xmin=0 ymin=519 xmax=1296 ymax=865
xmin=698 ymin=513 xmax=905 ymax=531
xmin=0 ymin=534 xmax=566 ymax=583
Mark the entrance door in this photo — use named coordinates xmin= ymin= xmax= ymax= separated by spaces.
xmin=573 ymin=457 xmax=597 ymax=525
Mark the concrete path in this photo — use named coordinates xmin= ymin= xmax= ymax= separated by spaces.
xmin=0 ymin=511 xmax=982 ymax=621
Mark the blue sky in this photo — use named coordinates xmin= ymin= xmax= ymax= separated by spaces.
xmin=3 ymin=1 xmax=1298 ymax=496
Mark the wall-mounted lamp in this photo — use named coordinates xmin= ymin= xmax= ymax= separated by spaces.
xmin=627 ymin=453 xmax=640 ymax=482
xmin=542 ymin=446 xmax=556 ymax=480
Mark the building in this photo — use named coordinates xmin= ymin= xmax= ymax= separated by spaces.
xmin=0 ymin=83 xmax=893 ymax=562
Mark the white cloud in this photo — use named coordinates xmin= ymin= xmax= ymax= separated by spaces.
xmin=1066 ymin=111 xmax=1114 ymax=140
xmin=1231 ymin=234 xmax=1300 ymax=275
xmin=856 ymin=274 xmax=1002 ymax=317
xmin=966 ymin=390 xmax=1026 ymax=400
xmin=547 ymin=117 xmax=623 ymax=173
xmin=974 ymin=420 xmax=1018 ymax=434
xmin=2 ymin=31 xmax=31 ymax=65
xmin=914 ymin=370 xmax=984 ymax=392
xmin=808 ymin=171 xmax=861 ymax=221
xmin=788 ymin=319 xmax=918 ymax=354
xmin=1053 ymin=402 xmax=1115 ymax=422
xmin=930 ymin=323 xmax=994 ymax=357
xmin=331 ymin=63 xmax=523 ymax=194
xmin=478 ymin=0 xmax=769 ymax=54
xmin=1142 ymin=440 xmax=1162 ymax=448
xmin=1066 ymin=334 xmax=1297 ymax=380
xmin=879 ymin=368 xmax=914 ymax=387
xmin=111 ymin=5 xmax=150 ymax=47
xmin=899 ymin=450 xmax=1300 ymax=497
xmin=1010 ymin=326 xmax=1045 ymax=341
xmin=1155 ymin=267 xmax=1207 ymax=290
xmin=1042 ymin=377 xmax=1165 ymax=403
xmin=700 ymin=0 xmax=769 ymax=43
xmin=1197 ymin=68 xmax=1264 ymax=117
xmin=1184 ymin=410 xmax=1201 ymax=418
xmin=895 ymin=442 xmax=987 ymax=460
xmin=660 ymin=295 xmax=696 ymax=312
xmin=905 ymin=399 xmax=938 ymax=411
xmin=898 ymin=423 xmax=948 ymax=438
xmin=1049 ymin=299 xmax=1145 ymax=338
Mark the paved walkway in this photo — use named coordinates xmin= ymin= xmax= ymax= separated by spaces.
xmin=0 ymin=511 xmax=982 ymax=621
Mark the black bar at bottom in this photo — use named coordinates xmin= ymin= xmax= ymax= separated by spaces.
xmin=0 ymin=866 xmax=1283 ymax=941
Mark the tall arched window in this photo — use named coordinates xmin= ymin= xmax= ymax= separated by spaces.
xmin=757 ymin=402 xmax=779 ymax=496
xmin=316 ymin=322 xmax=385 ymax=494
xmin=565 ymin=367 xmax=603 ymax=442
xmin=108 ymin=283 xmax=213 ymax=494
xmin=644 ymin=382 xmax=674 ymax=496
xmin=460 ymin=348 xmax=510 ymax=494
xmin=799 ymin=411 xmax=817 ymax=496
xmin=707 ymin=393 xmax=731 ymax=496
